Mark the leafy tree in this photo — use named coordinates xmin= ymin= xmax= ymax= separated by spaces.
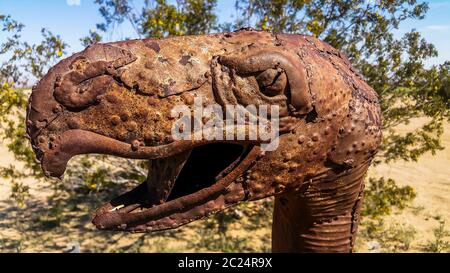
xmin=0 ymin=14 xmax=67 ymax=207
xmin=1 ymin=15 xmax=147 ymax=208
xmin=80 ymin=29 xmax=102 ymax=47
xmin=87 ymin=0 xmax=217 ymax=42
xmin=362 ymin=177 xmax=416 ymax=218
xmin=233 ymin=0 xmax=449 ymax=164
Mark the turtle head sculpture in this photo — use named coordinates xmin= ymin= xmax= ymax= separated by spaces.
xmin=26 ymin=29 xmax=381 ymax=252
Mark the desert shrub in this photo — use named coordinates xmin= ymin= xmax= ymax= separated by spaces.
xmin=358 ymin=218 xmax=416 ymax=252
xmin=187 ymin=200 xmax=273 ymax=252
xmin=362 ymin=177 xmax=416 ymax=218
xmin=424 ymin=220 xmax=450 ymax=253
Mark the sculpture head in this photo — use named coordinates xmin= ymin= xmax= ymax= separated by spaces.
xmin=26 ymin=29 xmax=381 ymax=233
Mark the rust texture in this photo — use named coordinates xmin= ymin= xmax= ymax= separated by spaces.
xmin=26 ymin=29 xmax=382 ymax=253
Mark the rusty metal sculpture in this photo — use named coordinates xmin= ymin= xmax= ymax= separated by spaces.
xmin=26 ymin=29 xmax=381 ymax=252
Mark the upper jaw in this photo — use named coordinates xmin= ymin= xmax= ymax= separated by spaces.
xmin=39 ymin=129 xmax=194 ymax=178
xmin=39 ymin=127 xmax=266 ymax=178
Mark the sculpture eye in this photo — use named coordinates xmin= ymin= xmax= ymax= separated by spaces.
xmin=256 ymin=68 xmax=287 ymax=97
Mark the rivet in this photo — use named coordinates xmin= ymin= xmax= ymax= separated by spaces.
xmin=168 ymin=95 xmax=178 ymax=103
xmin=131 ymin=140 xmax=140 ymax=151
xmin=126 ymin=121 xmax=138 ymax=132
xmin=144 ymin=131 xmax=154 ymax=142
xmin=138 ymin=71 xmax=147 ymax=80
xmin=250 ymin=173 xmax=259 ymax=180
xmin=312 ymin=133 xmax=319 ymax=142
xmin=298 ymin=135 xmax=305 ymax=144
xmin=153 ymin=112 xmax=162 ymax=122
xmin=120 ymin=113 xmax=129 ymax=122
xmin=38 ymin=136 xmax=46 ymax=143
xmin=288 ymin=163 xmax=297 ymax=172
xmin=181 ymin=93 xmax=194 ymax=105
xmin=110 ymin=115 xmax=121 ymax=126
xmin=140 ymin=108 xmax=149 ymax=118
xmin=147 ymin=97 xmax=158 ymax=106
xmin=52 ymin=104 xmax=62 ymax=113
xmin=67 ymin=118 xmax=80 ymax=129
xmin=153 ymin=133 xmax=162 ymax=142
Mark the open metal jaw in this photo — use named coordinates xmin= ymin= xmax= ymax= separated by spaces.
xmin=26 ymin=29 xmax=381 ymax=252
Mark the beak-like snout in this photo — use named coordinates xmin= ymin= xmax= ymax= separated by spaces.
xmin=26 ymin=40 xmax=216 ymax=178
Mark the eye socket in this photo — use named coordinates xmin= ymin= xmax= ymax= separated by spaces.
xmin=256 ymin=68 xmax=287 ymax=97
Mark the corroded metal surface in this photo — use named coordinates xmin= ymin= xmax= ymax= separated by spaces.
xmin=26 ymin=29 xmax=382 ymax=253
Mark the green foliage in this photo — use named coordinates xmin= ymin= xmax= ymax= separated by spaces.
xmin=92 ymin=0 xmax=217 ymax=39
xmin=0 ymin=14 xmax=67 ymax=206
xmin=38 ymin=199 xmax=65 ymax=229
xmin=9 ymin=181 xmax=30 ymax=209
xmin=190 ymin=228 xmax=251 ymax=252
xmin=1 ymin=15 xmax=66 ymax=83
xmin=424 ymin=220 xmax=450 ymax=253
xmin=80 ymin=29 xmax=102 ymax=47
xmin=0 ymin=14 xmax=150 ymax=209
xmin=358 ymin=218 xmax=417 ymax=252
xmin=357 ymin=176 xmax=418 ymax=252
xmin=64 ymin=155 xmax=148 ymax=193
xmin=140 ymin=0 xmax=217 ymax=37
xmin=362 ymin=177 xmax=416 ymax=218
xmin=186 ymin=200 xmax=273 ymax=252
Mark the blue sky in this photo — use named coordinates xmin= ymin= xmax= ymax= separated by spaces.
xmin=1 ymin=0 xmax=450 ymax=66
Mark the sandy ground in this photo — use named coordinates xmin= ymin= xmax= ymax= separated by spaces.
xmin=360 ymin=118 xmax=450 ymax=252
xmin=0 ymin=118 xmax=449 ymax=252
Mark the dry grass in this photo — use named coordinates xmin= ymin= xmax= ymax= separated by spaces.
xmin=1 ymin=118 xmax=449 ymax=252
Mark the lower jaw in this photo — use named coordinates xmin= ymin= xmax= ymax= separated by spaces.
xmin=40 ymin=129 xmax=261 ymax=179
xmin=92 ymin=143 xmax=260 ymax=232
